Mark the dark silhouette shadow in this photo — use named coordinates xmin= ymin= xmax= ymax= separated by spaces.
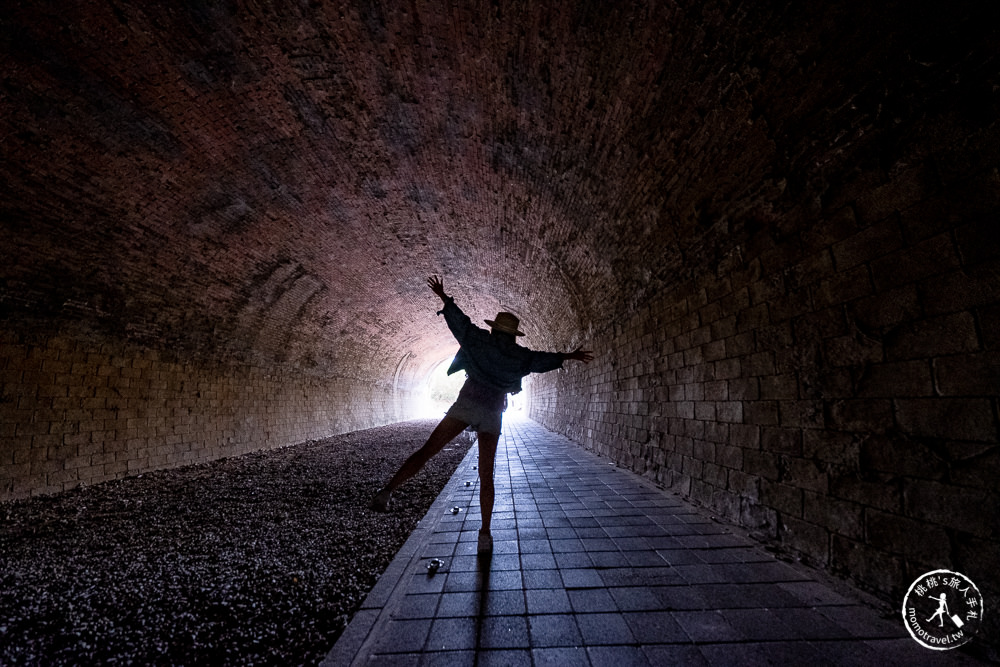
xmin=473 ymin=553 xmax=491 ymax=665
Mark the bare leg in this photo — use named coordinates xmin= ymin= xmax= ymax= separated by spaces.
xmin=476 ymin=431 xmax=500 ymax=535
xmin=384 ymin=415 xmax=470 ymax=492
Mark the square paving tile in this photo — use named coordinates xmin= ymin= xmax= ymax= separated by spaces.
xmin=541 ymin=516 xmax=571 ymax=528
xmin=518 ymin=538 xmax=552 ymax=553
xmin=518 ymin=527 xmax=548 ymax=539
xmin=419 ymin=650 xmax=476 ymax=666
xmin=624 ymin=550 xmax=669 ymax=567
xmin=446 ymin=555 xmax=479 ymax=572
xmin=484 ymin=589 xmax=526 ymax=616
xmin=520 ymin=553 xmax=557 ymax=569
xmin=655 ymin=548 xmax=704 ymax=565
xmin=776 ymin=581 xmax=852 ymax=606
xmin=443 ymin=571 xmax=480 ymax=593
xmin=522 ymin=569 xmax=562 ymax=589
xmin=671 ymin=610 xmax=744 ymax=642
xmin=394 ymin=593 xmax=439 ymax=619
xmin=695 ymin=546 xmax=771 ymax=564
xmin=721 ymin=560 xmax=810 ymax=583
xmin=492 ymin=539 xmax=519 ymax=554
xmin=589 ymin=551 xmax=630 ymax=568
xmin=574 ymin=526 xmax=608 ymax=538
xmin=549 ymin=537 xmax=585 ymax=552
xmin=435 ymin=591 xmax=479 ymax=617
xmin=576 ymin=612 xmax=636 ymax=645
xmin=554 ymin=551 xmax=593 ymax=568
xmin=525 ymin=588 xmax=573 ymax=614
xmin=545 ymin=527 xmax=577 ymax=539
xmin=693 ymin=582 xmax=802 ymax=608
xmin=372 ymin=619 xmax=432 ymax=654
xmin=587 ymin=645 xmax=652 ymax=667
xmin=477 ymin=649 xmax=532 ymax=666
xmin=422 ymin=542 xmax=458 ymax=558
xmin=612 ymin=536 xmax=651 ymax=550
xmin=769 ymin=607 xmax=853 ymax=639
xmin=609 ymin=586 xmax=665 ymax=612
xmin=568 ymin=588 xmax=619 ymax=613
xmin=580 ymin=537 xmax=617 ymax=551
xmin=407 ymin=572 xmax=447 ymax=595
xmin=489 ymin=554 xmax=521 ymax=570
xmin=622 ymin=610 xmax=690 ymax=643
xmin=560 ymin=568 xmax=604 ymax=588
xmin=425 ymin=617 xmax=478 ymax=652
xmin=531 ymin=647 xmax=589 ymax=666
xmin=720 ymin=608 xmax=805 ymax=641
xmin=479 ymin=616 xmax=530 ymax=649
xmin=694 ymin=643 xmax=771 ymax=666
xmin=486 ymin=568 xmax=523 ymax=591
xmin=528 ymin=613 xmax=582 ymax=647
xmin=642 ymin=645 xmax=709 ymax=666
xmin=453 ymin=541 xmax=478 ymax=557
xmin=814 ymin=605 xmax=905 ymax=639
xmin=366 ymin=653 xmax=422 ymax=666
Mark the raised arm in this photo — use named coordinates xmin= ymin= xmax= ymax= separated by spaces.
xmin=427 ymin=274 xmax=448 ymax=303
xmin=429 ymin=274 xmax=476 ymax=344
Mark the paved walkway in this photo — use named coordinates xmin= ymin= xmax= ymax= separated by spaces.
xmin=324 ymin=416 xmax=981 ymax=666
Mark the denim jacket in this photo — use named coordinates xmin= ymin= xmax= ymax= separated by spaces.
xmin=437 ymin=297 xmax=564 ymax=394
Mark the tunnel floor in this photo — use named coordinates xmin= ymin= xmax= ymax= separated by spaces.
xmin=324 ymin=415 xmax=984 ymax=666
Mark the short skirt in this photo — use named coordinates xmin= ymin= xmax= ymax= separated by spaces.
xmin=445 ymin=377 xmax=506 ymax=435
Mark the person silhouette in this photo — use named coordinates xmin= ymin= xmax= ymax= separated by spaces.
xmin=371 ymin=275 xmax=593 ymax=555
xmin=927 ymin=593 xmax=950 ymax=627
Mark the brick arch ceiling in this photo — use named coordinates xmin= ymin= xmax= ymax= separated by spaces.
xmin=1 ymin=1 xmax=992 ymax=389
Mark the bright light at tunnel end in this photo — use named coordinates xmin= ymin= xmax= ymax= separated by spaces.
xmin=414 ymin=355 xmax=528 ymax=420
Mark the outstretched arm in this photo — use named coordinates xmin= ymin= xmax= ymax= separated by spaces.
xmin=526 ymin=345 xmax=593 ymax=375
xmin=564 ymin=347 xmax=594 ymax=363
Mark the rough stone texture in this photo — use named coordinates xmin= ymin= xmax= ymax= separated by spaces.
xmin=1 ymin=0 xmax=998 ymax=649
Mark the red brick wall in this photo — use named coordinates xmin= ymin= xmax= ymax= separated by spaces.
xmin=0 ymin=333 xmax=419 ymax=500
xmin=529 ymin=164 xmax=999 ymax=624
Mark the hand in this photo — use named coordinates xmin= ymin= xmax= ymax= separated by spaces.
xmin=566 ymin=347 xmax=594 ymax=363
xmin=427 ymin=275 xmax=447 ymax=300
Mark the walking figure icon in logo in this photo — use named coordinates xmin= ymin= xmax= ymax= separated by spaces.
xmin=926 ymin=593 xmax=950 ymax=628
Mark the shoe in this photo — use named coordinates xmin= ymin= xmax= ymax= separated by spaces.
xmin=370 ymin=488 xmax=392 ymax=512
xmin=477 ymin=531 xmax=493 ymax=555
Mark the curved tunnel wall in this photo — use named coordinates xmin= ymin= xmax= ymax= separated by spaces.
xmin=522 ymin=0 xmax=1000 ymax=618
xmin=1 ymin=0 xmax=998 ymax=642
xmin=0 ymin=335 xmax=420 ymax=495
xmin=528 ymin=160 xmax=1000 ymax=606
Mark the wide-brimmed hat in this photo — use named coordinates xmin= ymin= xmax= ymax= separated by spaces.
xmin=484 ymin=312 xmax=525 ymax=336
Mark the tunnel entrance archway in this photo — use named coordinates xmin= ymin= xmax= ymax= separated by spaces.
xmin=415 ymin=355 xmax=530 ymax=420
xmin=415 ymin=354 xmax=464 ymax=419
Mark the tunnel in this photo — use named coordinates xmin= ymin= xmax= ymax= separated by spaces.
xmin=1 ymin=0 xmax=998 ymax=659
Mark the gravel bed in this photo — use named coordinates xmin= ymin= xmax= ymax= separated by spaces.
xmin=0 ymin=419 xmax=473 ymax=666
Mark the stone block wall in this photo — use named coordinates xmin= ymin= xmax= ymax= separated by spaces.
xmin=0 ymin=332 xmax=419 ymax=500
xmin=529 ymin=164 xmax=1000 ymax=625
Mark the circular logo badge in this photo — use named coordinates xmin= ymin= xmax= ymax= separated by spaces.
xmin=903 ymin=569 xmax=983 ymax=650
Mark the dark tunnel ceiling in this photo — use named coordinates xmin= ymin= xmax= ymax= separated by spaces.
xmin=2 ymin=1 xmax=995 ymax=385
